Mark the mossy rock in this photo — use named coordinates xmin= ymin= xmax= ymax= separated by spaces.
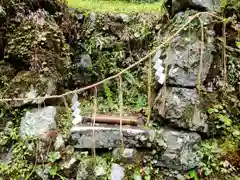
xmin=0 ymin=63 xmax=16 ymax=89
xmin=0 ymin=71 xmax=57 ymax=107
xmin=5 ymin=9 xmax=70 ymax=77
xmin=76 ymin=157 xmax=108 ymax=180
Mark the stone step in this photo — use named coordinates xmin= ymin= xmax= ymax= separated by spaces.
xmin=70 ymin=124 xmax=202 ymax=171
xmin=70 ymin=124 xmax=156 ymax=149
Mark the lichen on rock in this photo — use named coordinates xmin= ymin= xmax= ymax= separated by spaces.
xmin=154 ymin=87 xmax=209 ymax=133
xmin=0 ymin=71 xmax=57 ymax=107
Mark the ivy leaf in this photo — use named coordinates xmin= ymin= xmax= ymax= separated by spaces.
xmin=236 ymin=41 xmax=240 ymax=49
xmin=133 ymin=171 xmax=142 ymax=180
xmin=207 ymin=108 xmax=218 ymax=114
xmin=48 ymin=151 xmax=61 ymax=163
xmin=144 ymin=167 xmax=151 ymax=175
xmin=221 ymin=0 xmax=227 ymax=8
xmin=49 ymin=165 xmax=58 ymax=177
xmin=188 ymin=169 xmax=199 ymax=180
xmin=217 ymin=114 xmax=232 ymax=126
xmin=145 ymin=175 xmax=151 ymax=180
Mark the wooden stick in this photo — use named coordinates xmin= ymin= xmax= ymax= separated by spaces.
xmin=83 ymin=116 xmax=138 ymax=126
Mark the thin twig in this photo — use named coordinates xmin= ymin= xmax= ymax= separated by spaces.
xmin=222 ymin=20 xmax=227 ymax=83
xmin=91 ymin=87 xmax=97 ymax=157
xmin=203 ymin=12 xmax=240 ymax=33
xmin=0 ymin=12 xmax=201 ymax=102
xmin=25 ymin=139 xmax=38 ymax=180
xmin=160 ymin=45 xmax=171 ymax=115
xmin=119 ymin=75 xmax=124 ymax=146
xmin=197 ymin=18 xmax=204 ymax=92
xmin=147 ymin=57 xmax=152 ymax=124
xmin=62 ymin=96 xmax=69 ymax=109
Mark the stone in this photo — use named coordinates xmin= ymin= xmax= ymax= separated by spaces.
xmin=0 ymin=64 xmax=16 ymax=89
xmin=117 ymin=13 xmax=130 ymax=23
xmin=166 ymin=34 xmax=213 ymax=87
xmin=0 ymin=148 xmax=12 ymax=164
xmin=156 ymin=11 xmax=215 ymax=87
xmin=20 ymin=106 xmax=57 ymax=139
xmin=191 ymin=0 xmax=222 ymax=10
xmin=54 ymin=133 xmax=65 ymax=150
xmin=71 ymin=54 xmax=92 ymax=86
xmin=153 ymin=87 xmax=208 ymax=133
xmin=94 ymin=158 xmax=107 ymax=178
xmin=71 ymin=125 xmax=200 ymax=171
xmin=35 ymin=165 xmax=50 ymax=180
xmin=70 ymin=125 xmax=164 ymax=149
xmin=112 ymin=148 xmax=137 ymax=163
xmin=79 ymin=54 xmax=92 ymax=69
xmin=76 ymin=157 xmax=107 ymax=180
xmin=111 ymin=163 xmax=125 ymax=180
xmin=1 ymin=71 xmax=57 ymax=107
xmin=169 ymin=0 xmax=222 ymax=14
xmin=154 ymin=168 xmax=185 ymax=180
xmin=156 ymin=128 xmax=201 ymax=171
xmin=0 ymin=5 xmax=6 ymax=17
xmin=61 ymin=156 xmax=77 ymax=169
xmin=89 ymin=12 xmax=96 ymax=26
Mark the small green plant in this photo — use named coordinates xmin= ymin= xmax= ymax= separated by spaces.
xmin=198 ymin=140 xmax=222 ymax=176
xmin=47 ymin=151 xmax=67 ymax=179
xmin=188 ymin=169 xmax=199 ymax=180
xmin=143 ymin=166 xmax=151 ymax=180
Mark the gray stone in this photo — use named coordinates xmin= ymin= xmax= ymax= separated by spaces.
xmin=71 ymin=125 xmax=201 ymax=171
xmin=156 ymin=11 xmax=215 ymax=87
xmin=0 ymin=5 xmax=6 ymax=17
xmin=117 ymin=13 xmax=130 ymax=23
xmin=61 ymin=156 xmax=77 ymax=169
xmin=112 ymin=148 xmax=137 ymax=163
xmin=20 ymin=106 xmax=57 ymax=138
xmin=54 ymin=133 xmax=65 ymax=150
xmin=80 ymin=54 xmax=92 ymax=69
xmin=94 ymin=158 xmax=107 ymax=178
xmin=76 ymin=157 xmax=107 ymax=180
xmin=35 ymin=165 xmax=50 ymax=180
xmin=191 ymin=0 xmax=222 ymax=10
xmin=89 ymin=12 xmax=96 ymax=26
xmin=154 ymin=168 xmax=185 ymax=180
xmin=2 ymin=71 xmax=57 ymax=107
xmin=170 ymin=0 xmax=221 ymax=13
xmin=156 ymin=128 xmax=201 ymax=171
xmin=0 ymin=148 xmax=12 ymax=164
xmin=166 ymin=34 xmax=214 ymax=87
xmin=70 ymin=125 xmax=163 ymax=149
xmin=76 ymin=159 xmax=90 ymax=180
xmin=111 ymin=163 xmax=125 ymax=180
xmin=154 ymin=87 xmax=208 ymax=133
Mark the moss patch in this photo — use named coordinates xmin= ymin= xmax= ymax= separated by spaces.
xmin=67 ymin=0 xmax=165 ymax=13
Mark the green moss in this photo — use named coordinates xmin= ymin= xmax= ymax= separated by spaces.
xmin=66 ymin=0 xmax=165 ymax=13
xmin=56 ymin=107 xmax=72 ymax=139
xmin=182 ymin=104 xmax=195 ymax=122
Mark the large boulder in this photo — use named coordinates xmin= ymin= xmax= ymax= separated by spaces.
xmin=70 ymin=125 xmax=166 ymax=149
xmin=5 ymin=9 xmax=70 ymax=73
xmin=1 ymin=71 xmax=57 ymax=107
xmin=156 ymin=128 xmax=201 ymax=171
xmin=153 ymin=87 xmax=208 ymax=133
xmin=155 ymin=11 xmax=215 ymax=87
xmin=168 ymin=0 xmax=222 ymax=14
xmin=20 ymin=106 xmax=57 ymax=139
